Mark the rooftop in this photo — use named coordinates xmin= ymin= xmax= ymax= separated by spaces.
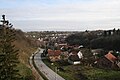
xmin=48 ymin=49 xmax=61 ymax=56
xmin=105 ymin=52 xmax=117 ymax=63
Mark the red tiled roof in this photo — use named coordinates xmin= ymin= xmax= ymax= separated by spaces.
xmin=48 ymin=49 xmax=61 ymax=56
xmin=105 ymin=52 xmax=117 ymax=63
xmin=54 ymin=50 xmax=61 ymax=56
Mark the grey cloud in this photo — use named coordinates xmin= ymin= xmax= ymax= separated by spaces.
xmin=1 ymin=0 xmax=120 ymax=31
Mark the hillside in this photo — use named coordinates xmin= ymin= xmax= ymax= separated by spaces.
xmin=14 ymin=29 xmax=37 ymax=79
xmin=66 ymin=29 xmax=120 ymax=51
xmin=14 ymin=30 xmax=36 ymax=65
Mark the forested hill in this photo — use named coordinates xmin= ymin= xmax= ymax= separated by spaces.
xmin=66 ymin=29 xmax=120 ymax=51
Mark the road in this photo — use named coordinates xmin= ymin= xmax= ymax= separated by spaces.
xmin=29 ymin=53 xmax=44 ymax=80
xmin=34 ymin=49 xmax=65 ymax=80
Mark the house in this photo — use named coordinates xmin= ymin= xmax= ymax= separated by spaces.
xmin=68 ymin=51 xmax=83 ymax=65
xmin=60 ymin=44 xmax=73 ymax=51
xmin=95 ymin=51 xmax=119 ymax=69
xmin=68 ymin=55 xmax=81 ymax=65
xmin=47 ymin=49 xmax=61 ymax=62
xmin=61 ymin=51 xmax=69 ymax=60
xmin=91 ymin=49 xmax=105 ymax=59
xmin=58 ymin=43 xmax=67 ymax=48
xmin=77 ymin=51 xmax=83 ymax=59
xmin=92 ymin=49 xmax=104 ymax=55
xmin=117 ymin=62 xmax=120 ymax=68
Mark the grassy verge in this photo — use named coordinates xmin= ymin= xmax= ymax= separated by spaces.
xmin=82 ymin=67 xmax=120 ymax=80
xmin=17 ymin=48 xmax=37 ymax=80
xmin=42 ymin=59 xmax=75 ymax=80
xmin=42 ymin=59 xmax=120 ymax=80
xmin=17 ymin=62 xmax=34 ymax=80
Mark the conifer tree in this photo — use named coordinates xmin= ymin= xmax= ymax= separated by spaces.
xmin=0 ymin=15 xmax=20 ymax=80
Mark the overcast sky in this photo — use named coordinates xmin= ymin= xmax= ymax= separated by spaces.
xmin=0 ymin=0 xmax=120 ymax=31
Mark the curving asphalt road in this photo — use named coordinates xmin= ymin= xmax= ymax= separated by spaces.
xmin=34 ymin=49 xmax=65 ymax=80
xmin=29 ymin=53 xmax=44 ymax=80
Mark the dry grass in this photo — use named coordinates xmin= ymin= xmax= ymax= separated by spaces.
xmin=14 ymin=30 xmax=37 ymax=79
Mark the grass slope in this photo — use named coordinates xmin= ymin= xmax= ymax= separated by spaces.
xmin=14 ymin=30 xmax=36 ymax=79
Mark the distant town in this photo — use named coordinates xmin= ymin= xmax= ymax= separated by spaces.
xmin=25 ymin=29 xmax=120 ymax=80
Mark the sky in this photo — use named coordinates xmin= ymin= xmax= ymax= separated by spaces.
xmin=0 ymin=0 xmax=120 ymax=31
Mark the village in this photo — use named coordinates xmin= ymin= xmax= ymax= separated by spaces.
xmin=43 ymin=44 xmax=120 ymax=70
xmin=26 ymin=29 xmax=120 ymax=80
xmin=1 ymin=0 xmax=120 ymax=80
xmin=1 ymin=16 xmax=120 ymax=80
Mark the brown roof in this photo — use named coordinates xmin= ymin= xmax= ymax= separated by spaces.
xmin=48 ymin=49 xmax=61 ymax=56
xmin=105 ymin=52 xmax=117 ymax=63
xmin=71 ymin=50 xmax=79 ymax=54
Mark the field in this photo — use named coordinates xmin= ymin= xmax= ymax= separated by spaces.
xmin=43 ymin=59 xmax=120 ymax=80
